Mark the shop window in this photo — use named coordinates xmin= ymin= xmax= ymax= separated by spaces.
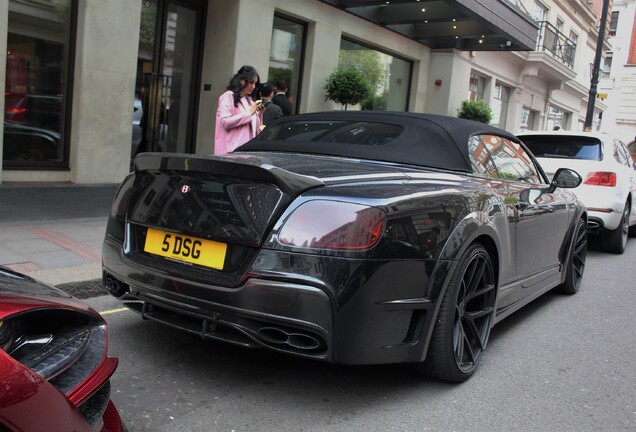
xmin=468 ymin=73 xmax=486 ymax=102
xmin=268 ymin=15 xmax=306 ymax=115
xmin=338 ymin=39 xmax=411 ymax=111
xmin=492 ymin=83 xmax=510 ymax=129
xmin=546 ymin=105 xmax=565 ymax=131
xmin=520 ymin=107 xmax=538 ymax=132
xmin=565 ymin=31 xmax=578 ymax=67
xmin=3 ymin=0 xmax=75 ymax=168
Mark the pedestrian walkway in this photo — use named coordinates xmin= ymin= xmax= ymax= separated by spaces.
xmin=0 ymin=183 xmax=118 ymax=285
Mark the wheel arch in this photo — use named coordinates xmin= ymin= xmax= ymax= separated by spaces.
xmin=414 ymin=236 xmax=499 ymax=380
xmin=416 ymin=222 xmax=501 ymax=363
xmin=437 ymin=217 xmax=503 ymax=290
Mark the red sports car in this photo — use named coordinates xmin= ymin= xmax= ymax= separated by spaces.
xmin=0 ymin=267 xmax=126 ymax=432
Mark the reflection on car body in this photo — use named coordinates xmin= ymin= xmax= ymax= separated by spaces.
xmin=103 ymin=112 xmax=587 ymax=382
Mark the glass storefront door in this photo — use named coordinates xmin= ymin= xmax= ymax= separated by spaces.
xmin=133 ymin=0 xmax=203 ymax=158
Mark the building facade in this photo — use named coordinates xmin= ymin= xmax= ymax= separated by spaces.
xmin=0 ymin=0 xmax=608 ymax=185
xmin=599 ymin=0 xmax=636 ymax=142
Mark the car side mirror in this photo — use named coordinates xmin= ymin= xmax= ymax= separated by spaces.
xmin=549 ymin=168 xmax=582 ymax=192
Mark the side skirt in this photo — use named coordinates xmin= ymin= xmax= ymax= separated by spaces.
xmin=493 ymin=272 xmax=562 ymax=325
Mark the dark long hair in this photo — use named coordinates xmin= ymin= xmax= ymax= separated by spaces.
xmin=226 ymin=65 xmax=260 ymax=106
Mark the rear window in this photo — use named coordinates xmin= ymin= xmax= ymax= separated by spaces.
xmin=521 ymin=135 xmax=602 ymax=161
xmin=256 ymin=120 xmax=404 ymax=146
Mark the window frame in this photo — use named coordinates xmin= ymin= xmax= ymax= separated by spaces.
xmin=609 ymin=11 xmax=619 ymax=37
xmin=469 ymin=134 xmax=542 ymax=184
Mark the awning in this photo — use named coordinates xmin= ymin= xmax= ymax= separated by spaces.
xmin=322 ymin=0 xmax=538 ymax=51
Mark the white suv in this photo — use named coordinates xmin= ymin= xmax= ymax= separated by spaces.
xmin=518 ymin=131 xmax=636 ymax=254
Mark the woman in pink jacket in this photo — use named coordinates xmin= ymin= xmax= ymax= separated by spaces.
xmin=214 ymin=65 xmax=265 ymax=154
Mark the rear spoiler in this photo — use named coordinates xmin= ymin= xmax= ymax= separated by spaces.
xmin=134 ymin=152 xmax=324 ymax=195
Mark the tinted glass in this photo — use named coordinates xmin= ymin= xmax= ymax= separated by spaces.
xmin=257 ymin=121 xmax=404 ymax=145
xmin=4 ymin=0 xmax=73 ymax=167
xmin=473 ymin=135 xmax=542 ymax=183
xmin=521 ymin=135 xmax=602 ymax=161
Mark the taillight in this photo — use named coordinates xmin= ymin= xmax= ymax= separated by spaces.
xmin=584 ymin=172 xmax=616 ymax=187
xmin=277 ymin=200 xmax=386 ymax=250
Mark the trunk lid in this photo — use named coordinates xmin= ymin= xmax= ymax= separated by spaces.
xmin=127 ymin=152 xmax=324 ymax=245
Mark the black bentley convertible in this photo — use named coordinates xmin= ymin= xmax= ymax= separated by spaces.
xmin=102 ymin=112 xmax=587 ymax=382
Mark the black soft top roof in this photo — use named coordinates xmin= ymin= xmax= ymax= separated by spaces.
xmin=237 ymin=111 xmax=520 ymax=173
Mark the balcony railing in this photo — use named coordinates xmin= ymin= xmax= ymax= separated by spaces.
xmin=535 ymin=21 xmax=577 ymax=69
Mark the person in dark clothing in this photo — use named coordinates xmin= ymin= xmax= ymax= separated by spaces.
xmin=259 ymin=83 xmax=283 ymax=127
xmin=272 ymin=80 xmax=293 ymax=116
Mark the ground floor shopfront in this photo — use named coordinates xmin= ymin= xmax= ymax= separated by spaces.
xmin=0 ymin=0 xmax=604 ymax=184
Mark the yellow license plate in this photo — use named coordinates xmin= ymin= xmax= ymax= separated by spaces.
xmin=144 ymin=228 xmax=227 ymax=270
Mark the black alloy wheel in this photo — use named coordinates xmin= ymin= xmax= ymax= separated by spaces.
xmin=415 ymin=243 xmax=496 ymax=383
xmin=557 ymin=217 xmax=587 ymax=295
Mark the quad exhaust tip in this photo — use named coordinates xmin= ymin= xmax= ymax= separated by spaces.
xmin=257 ymin=326 xmax=322 ymax=351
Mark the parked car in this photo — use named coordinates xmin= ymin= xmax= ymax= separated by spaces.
xmin=0 ymin=266 xmax=126 ymax=432
xmin=518 ymin=131 xmax=636 ymax=254
xmin=102 ymin=112 xmax=587 ymax=383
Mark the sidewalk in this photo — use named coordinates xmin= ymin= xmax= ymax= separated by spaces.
xmin=0 ymin=183 xmax=119 ymax=286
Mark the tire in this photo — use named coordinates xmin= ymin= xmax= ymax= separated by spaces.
xmin=556 ymin=217 xmax=587 ymax=295
xmin=601 ymin=203 xmax=629 ymax=254
xmin=415 ymin=243 xmax=496 ymax=383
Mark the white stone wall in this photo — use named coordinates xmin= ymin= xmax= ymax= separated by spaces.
xmin=195 ymin=0 xmax=431 ymax=155
xmin=448 ymin=0 xmax=604 ymax=133
xmin=599 ymin=0 xmax=636 ymax=141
